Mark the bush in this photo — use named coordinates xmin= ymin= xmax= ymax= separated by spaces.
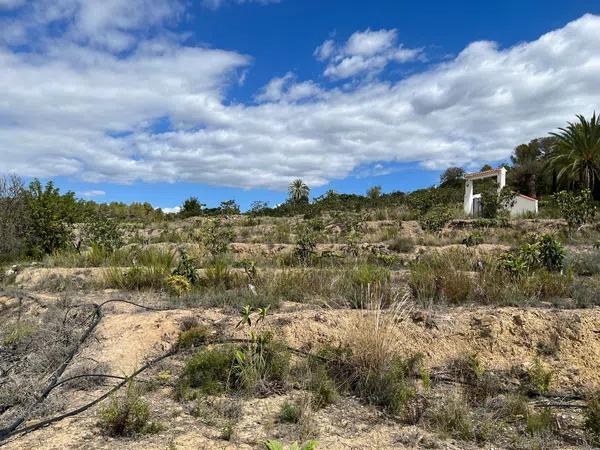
xmin=172 ymin=249 xmax=199 ymax=284
xmin=567 ymin=251 xmax=600 ymax=276
xmin=178 ymin=326 xmax=211 ymax=349
xmin=203 ymin=259 xmax=241 ymax=290
xmin=525 ymin=408 xmax=556 ymax=436
xmin=571 ymin=278 xmax=600 ymax=307
xmin=553 ymin=189 xmax=596 ymax=231
xmin=167 ymin=274 xmax=191 ymax=297
xmin=99 ymin=382 xmax=161 ymax=436
xmin=585 ymin=389 xmax=600 ymax=443
xmin=462 ymin=232 xmax=483 ymax=247
xmin=180 ymin=346 xmax=238 ymax=395
xmin=82 ymin=213 xmax=123 ymax=253
xmin=430 ymin=391 xmax=474 ymax=440
xmin=307 ymin=367 xmax=338 ymax=409
xmin=419 ymin=207 xmax=452 ymax=233
xmin=294 ymin=225 xmax=317 ymax=266
xmin=523 ymin=359 xmax=552 ymax=394
xmin=201 ymin=219 xmax=234 ymax=258
xmin=388 ymin=236 xmax=415 ymax=253
xmin=279 ymin=401 xmax=302 ymax=423
xmin=103 ymin=265 xmax=169 ymax=290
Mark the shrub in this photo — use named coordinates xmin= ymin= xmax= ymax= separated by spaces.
xmin=462 ymin=232 xmax=484 ymax=247
xmin=585 ymin=389 xmax=600 ymax=443
xmin=525 ymin=408 xmax=556 ymax=436
xmin=178 ymin=326 xmax=211 ymax=349
xmin=172 ymin=249 xmax=199 ymax=284
xmin=344 ymin=264 xmax=392 ymax=308
xmin=203 ymin=258 xmax=241 ymax=290
xmin=180 ymin=346 xmax=238 ymax=395
xmin=103 ymin=265 xmax=169 ymax=290
xmin=524 ymin=359 xmax=552 ymax=394
xmin=571 ymin=278 xmax=600 ymax=307
xmin=567 ymin=251 xmax=600 ymax=276
xmin=430 ymin=391 xmax=474 ymax=440
xmin=536 ymin=234 xmax=565 ymax=271
xmin=99 ymin=382 xmax=161 ymax=436
xmin=480 ymin=186 xmax=515 ymax=219
xmin=388 ymin=236 xmax=415 ymax=253
xmin=294 ymin=225 xmax=317 ymax=266
xmin=307 ymin=367 xmax=338 ymax=409
xmin=167 ymin=275 xmax=191 ymax=297
xmin=419 ymin=206 xmax=452 ymax=233
xmin=201 ymin=219 xmax=234 ymax=257
xmin=264 ymin=441 xmax=319 ymax=450
xmin=553 ymin=189 xmax=596 ymax=231
xmin=279 ymin=401 xmax=302 ymax=423
xmin=82 ymin=213 xmax=123 ymax=253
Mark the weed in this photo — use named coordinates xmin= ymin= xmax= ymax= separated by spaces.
xmin=429 ymin=391 xmax=474 ymax=440
xmin=525 ymin=408 xmax=556 ymax=436
xmin=167 ymin=275 xmax=191 ymax=297
xmin=523 ymin=359 xmax=553 ymax=394
xmin=172 ymin=249 xmax=199 ymax=284
xmin=279 ymin=400 xmax=302 ymax=423
xmin=178 ymin=326 xmax=211 ymax=349
xmin=264 ymin=441 xmax=319 ymax=450
xmin=388 ymin=236 xmax=415 ymax=253
xmin=99 ymin=382 xmax=161 ymax=436
xmin=462 ymin=232 xmax=484 ymax=247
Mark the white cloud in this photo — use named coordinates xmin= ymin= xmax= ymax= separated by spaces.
xmin=161 ymin=206 xmax=181 ymax=214
xmin=79 ymin=190 xmax=106 ymax=198
xmin=1 ymin=7 xmax=600 ymax=191
xmin=201 ymin=0 xmax=280 ymax=10
xmin=316 ymin=28 xmax=423 ymax=79
xmin=256 ymin=72 xmax=322 ymax=103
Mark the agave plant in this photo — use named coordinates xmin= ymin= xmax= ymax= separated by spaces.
xmin=548 ymin=113 xmax=600 ymax=190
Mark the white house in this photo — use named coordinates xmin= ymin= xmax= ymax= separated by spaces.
xmin=463 ymin=167 xmax=538 ymax=217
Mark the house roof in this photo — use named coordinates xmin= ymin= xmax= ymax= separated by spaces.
xmin=517 ymin=193 xmax=537 ymax=201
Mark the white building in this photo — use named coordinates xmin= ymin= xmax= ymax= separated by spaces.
xmin=463 ymin=167 xmax=538 ymax=217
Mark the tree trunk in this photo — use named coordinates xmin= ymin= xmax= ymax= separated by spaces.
xmin=528 ymin=174 xmax=537 ymax=198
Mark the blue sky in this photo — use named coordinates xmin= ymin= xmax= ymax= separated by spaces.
xmin=1 ymin=0 xmax=599 ymax=211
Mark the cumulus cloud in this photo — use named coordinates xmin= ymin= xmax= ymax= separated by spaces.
xmin=0 ymin=6 xmax=600 ymax=191
xmin=256 ymin=72 xmax=322 ymax=103
xmin=0 ymin=0 xmax=183 ymax=51
xmin=202 ymin=0 xmax=280 ymax=10
xmin=161 ymin=206 xmax=181 ymax=214
xmin=315 ymin=28 xmax=423 ymax=79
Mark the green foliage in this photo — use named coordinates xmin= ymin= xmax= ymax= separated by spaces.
xmin=24 ymin=179 xmax=80 ymax=257
xmin=219 ymin=199 xmax=240 ymax=215
xmin=203 ymin=258 xmax=241 ymax=289
xmin=294 ymin=225 xmax=317 ymax=266
xmin=172 ymin=249 xmax=199 ymax=284
xmin=430 ymin=392 xmax=474 ymax=440
xmin=201 ymin=219 xmax=234 ymax=257
xmin=548 ymin=113 xmax=600 ymax=191
xmin=81 ymin=213 xmax=123 ymax=253
xmin=178 ymin=326 xmax=211 ymax=349
xmin=525 ymin=359 xmax=553 ymax=394
xmin=307 ymin=367 xmax=338 ymax=409
xmin=99 ymin=382 xmax=160 ymax=436
xmin=553 ymin=189 xmax=596 ymax=230
xmin=181 ymin=346 xmax=238 ymax=395
xmin=166 ymin=274 xmax=191 ymax=297
xmin=419 ymin=206 xmax=452 ymax=233
xmin=344 ymin=264 xmax=392 ymax=308
xmin=499 ymin=234 xmax=565 ymax=277
xmin=366 ymin=185 xmax=382 ymax=200
xmin=288 ymin=179 xmax=310 ymax=205
xmin=462 ymin=232 xmax=483 ymax=247
xmin=279 ymin=401 xmax=302 ymax=423
xmin=525 ymin=408 xmax=556 ymax=436
xmin=585 ymin=389 xmax=600 ymax=443
xmin=388 ymin=236 xmax=415 ymax=253
xmin=180 ymin=197 xmax=205 ymax=218
xmin=264 ymin=440 xmax=319 ymax=450
xmin=480 ymin=186 xmax=515 ymax=219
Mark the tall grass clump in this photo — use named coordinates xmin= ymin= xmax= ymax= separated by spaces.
xmin=343 ymin=264 xmax=392 ymax=308
xmin=102 ymin=248 xmax=175 ymax=290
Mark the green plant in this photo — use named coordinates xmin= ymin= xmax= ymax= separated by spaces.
xmin=430 ymin=391 xmax=474 ymax=440
xmin=307 ymin=367 xmax=338 ymax=409
xmin=279 ymin=401 xmax=302 ymax=423
xmin=536 ymin=234 xmax=565 ymax=271
xmin=480 ymin=185 xmax=515 ymax=219
xmin=294 ymin=225 xmax=317 ymax=266
xmin=524 ymin=359 xmax=552 ymax=394
xmin=462 ymin=232 xmax=484 ymax=247
xmin=203 ymin=258 xmax=240 ymax=289
xmin=264 ymin=440 xmax=318 ymax=450
xmin=167 ymin=274 xmax=191 ymax=297
xmin=172 ymin=249 xmax=199 ymax=284
xmin=179 ymin=346 xmax=238 ymax=395
xmin=553 ymin=189 xmax=596 ymax=231
xmin=99 ymin=382 xmax=161 ymax=436
xmin=178 ymin=326 xmax=210 ymax=349
xmin=82 ymin=213 xmax=123 ymax=253
xmin=525 ymin=408 xmax=556 ymax=436
xmin=344 ymin=264 xmax=392 ymax=308
xmin=419 ymin=206 xmax=452 ymax=233
xmin=585 ymin=389 xmax=600 ymax=443
xmin=388 ymin=236 xmax=415 ymax=253
xmin=201 ymin=219 xmax=234 ymax=257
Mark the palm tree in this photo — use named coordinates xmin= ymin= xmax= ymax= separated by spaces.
xmin=288 ymin=179 xmax=310 ymax=204
xmin=548 ymin=113 xmax=600 ymax=191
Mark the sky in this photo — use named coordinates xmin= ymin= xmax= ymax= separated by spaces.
xmin=0 ymin=0 xmax=599 ymax=212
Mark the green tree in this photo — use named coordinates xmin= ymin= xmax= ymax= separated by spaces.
xmin=180 ymin=197 xmax=205 ymax=218
xmin=219 ymin=199 xmax=240 ymax=215
xmin=439 ymin=167 xmax=464 ymax=188
xmin=24 ymin=179 xmax=80 ymax=256
xmin=288 ymin=179 xmax=310 ymax=204
xmin=548 ymin=113 xmax=600 ymax=191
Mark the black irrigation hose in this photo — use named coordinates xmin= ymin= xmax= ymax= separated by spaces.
xmin=0 ymin=298 xmax=178 ymax=442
